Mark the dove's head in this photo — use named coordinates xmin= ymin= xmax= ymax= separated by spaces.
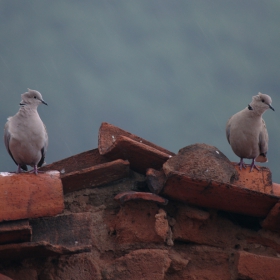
xmin=20 ymin=89 xmax=47 ymax=108
xmin=249 ymin=92 xmax=274 ymax=115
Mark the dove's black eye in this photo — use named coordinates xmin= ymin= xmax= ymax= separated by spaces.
xmin=261 ymin=99 xmax=265 ymax=102
xmin=34 ymin=96 xmax=37 ymax=99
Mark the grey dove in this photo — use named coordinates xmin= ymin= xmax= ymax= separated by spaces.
xmin=226 ymin=92 xmax=274 ymax=172
xmin=4 ymin=89 xmax=48 ymax=174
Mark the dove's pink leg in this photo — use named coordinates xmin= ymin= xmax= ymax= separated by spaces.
xmin=237 ymin=158 xmax=247 ymax=170
xmin=249 ymin=158 xmax=260 ymax=172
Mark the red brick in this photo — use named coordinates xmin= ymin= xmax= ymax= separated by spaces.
xmin=102 ymin=249 xmax=171 ymax=280
xmin=245 ymin=233 xmax=280 ymax=255
xmin=155 ymin=209 xmax=170 ymax=243
xmin=166 ymin=246 xmax=231 ymax=280
xmin=0 ymin=241 xmax=91 ymax=261
xmin=30 ymin=212 xmax=92 ymax=247
xmin=2 ymin=269 xmax=37 ymax=280
xmin=262 ymin=201 xmax=280 ymax=232
xmin=168 ymin=251 xmax=190 ymax=272
xmin=272 ymin=183 xmax=280 ymax=196
xmin=0 ymin=220 xmax=31 ymax=245
xmin=41 ymin=254 xmax=101 ymax=280
xmin=172 ymin=205 xmax=231 ymax=247
xmin=232 ymin=165 xmax=273 ymax=194
xmin=236 ymin=251 xmax=280 ymax=280
xmin=115 ymin=201 xmax=165 ymax=244
xmin=146 ymin=168 xmax=166 ymax=194
xmin=0 ymin=171 xmax=64 ymax=222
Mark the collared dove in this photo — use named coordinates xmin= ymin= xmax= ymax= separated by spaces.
xmin=4 ymin=89 xmax=48 ymax=174
xmin=226 ymin=92 xmax=274 ymax=172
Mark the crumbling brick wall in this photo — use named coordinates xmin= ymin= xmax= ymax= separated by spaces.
xmin=1 ymin=123 xmax=280 ymax=280
xmin=1 ymin=172 xmax=280 ymax=280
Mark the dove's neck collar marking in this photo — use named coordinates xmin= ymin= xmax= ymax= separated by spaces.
xmin=18 ymin=103 xmax=38 ymax=115
xmin=248 ymin=104 xmax=253 ymax=110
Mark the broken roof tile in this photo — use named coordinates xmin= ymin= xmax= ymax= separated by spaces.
xmin=114 ymin=191 xmax=168 ymax=205
xmin=99 ymin=122 xmax=174 ymax=156
xmin=60 ymin=159 xmax=129 ymax=194
xmin=98 ymin=123 xmax=174 ymax=173
xmin=30 ymin=213 xmax=92 ymax=246
xmin=41 ymin=149 xmax=130 ymax=194
xmin=40 ymin=148 xmax=108 ymax=174
xmin=163 ymin=171 xmax=279 ymax=217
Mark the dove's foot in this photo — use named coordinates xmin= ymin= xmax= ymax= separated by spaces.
xmin=237 ymin=158 xmax=247 ymax=170
xmin=16 ymin=165 xmax=26 ymax=173
xmin=28 ymin=165 xmax=44 ymax=175
xmin=249 ymin=159 xmax=260 ymax=172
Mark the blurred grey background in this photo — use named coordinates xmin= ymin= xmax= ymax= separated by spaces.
xmin=1 ymin=1 xmax=280 ymax=181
